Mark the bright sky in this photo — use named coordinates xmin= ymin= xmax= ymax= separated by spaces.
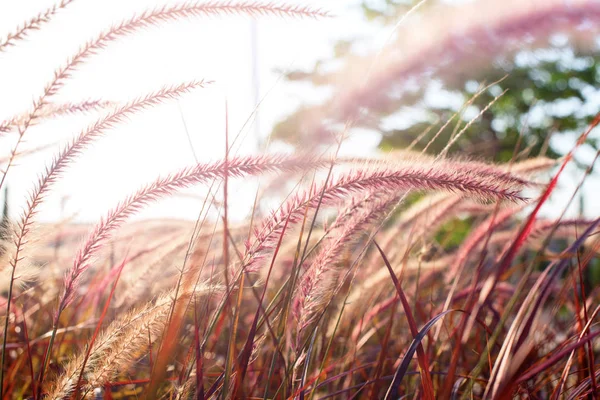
xmin=0 ymin=0 xmax=384 ymax=223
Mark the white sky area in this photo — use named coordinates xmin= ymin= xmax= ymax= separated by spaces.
xmin=0 ymin=0 xmax=383 ymax=223
xmin=0 ymin=0 xmax=598 ymax=225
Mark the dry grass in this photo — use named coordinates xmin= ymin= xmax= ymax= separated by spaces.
xmin=0 ymin=1 xmax=599 ymax=399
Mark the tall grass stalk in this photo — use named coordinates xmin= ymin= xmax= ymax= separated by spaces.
xmin=1 ymin=0 xmax=599 ymax=398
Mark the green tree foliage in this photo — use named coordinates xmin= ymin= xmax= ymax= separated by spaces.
xmin=273 ymin=0 xmax=600 ymax=165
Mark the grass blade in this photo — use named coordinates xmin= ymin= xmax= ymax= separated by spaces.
xmin=373 ymin=240 xmax=435 ymax=400
xmin=384 ymin=310 xmax=457 ymax=400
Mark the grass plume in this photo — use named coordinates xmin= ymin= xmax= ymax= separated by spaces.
xmin=1 ymin=0 xmax=599 ymax=398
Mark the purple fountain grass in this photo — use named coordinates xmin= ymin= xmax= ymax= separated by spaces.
xmin=3 ymin=0 xmax=600 ymax=396
xmin=46 ymin=287 xmax=197 ymax=399
xmin=33 ymin=99 xmax=115 ymax=121
xmin=337 ymin=151 xmax=435 ymax=166
xmin=0 ymin=0 xmax=77 ymax=51
xmin=0 ymin=0 xmax=329 ymax=192
xmin=0 ymin=98 xmax=114 ymax=137
xmin=406 ymin=156 xmax=554 ymax=234
xmin=343 ymin=156 xmax=538 ymax=188
xmin=483 ymin=218 xmax=600 ymax=251
xmin=430 ymin=206 xmax=521 ymax=343
xmin=367 ymin=194 xmax=465 ymax=269
xmin=453 ymin=117 xmax=600 ymax=399
xmin=244 ymin=160 xmax=528 ymax=272
xmin=0 ymin=83 xmax=210 ymax=363
xmin=332 ymin=0 xmax=600 ymax=122
xmin=501 ymin=156 xmax=557 ymax=175
xmin=293 ymin=194 xmax=398 ymax=336
xmin=34 ymin=153 xmax=319 ymax=391
xmin=322 ymin=191 xmax=383 ymax=233
xmin=446 ymin=206 xmax=520 ymax=281
xmin=395 ymin=194 xmax=463 ymax=233
xmin=529 ymin=218 xmax=598 ymax=240
xmin=9 ymin=81 xmax=208 ymax=276
xmin=484 ymin=219 xmax=600 ymax=398
xmin=370 ymin=156 xmax=555 ymax=270
xmin=63 ymin=153 xmax=318 ymax=309
xmin=322 ymin=191 xmax=461 ymax=299
xmin=451 ymin=160 xmax=537 ymax=188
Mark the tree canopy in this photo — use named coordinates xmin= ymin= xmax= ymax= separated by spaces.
xmin=273 ymin=0 xmax=600 ymax=167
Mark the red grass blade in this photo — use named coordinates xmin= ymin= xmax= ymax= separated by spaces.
xmin=384 ymin=309 xmax=457 ymax=400
xmin=193 ymin=301 xmax=204 ymax=400
xmin=73 ymin=255 xmax=129 ymax=399
xmin=373 ymin=240 xmax=435 ymax=400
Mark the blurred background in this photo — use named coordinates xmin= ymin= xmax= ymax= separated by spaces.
xmin=1 ymin=0 xmax=599 ymax=223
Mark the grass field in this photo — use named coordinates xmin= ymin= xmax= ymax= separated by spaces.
xmin=1 ymin=1 xmax=600 ymax=399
